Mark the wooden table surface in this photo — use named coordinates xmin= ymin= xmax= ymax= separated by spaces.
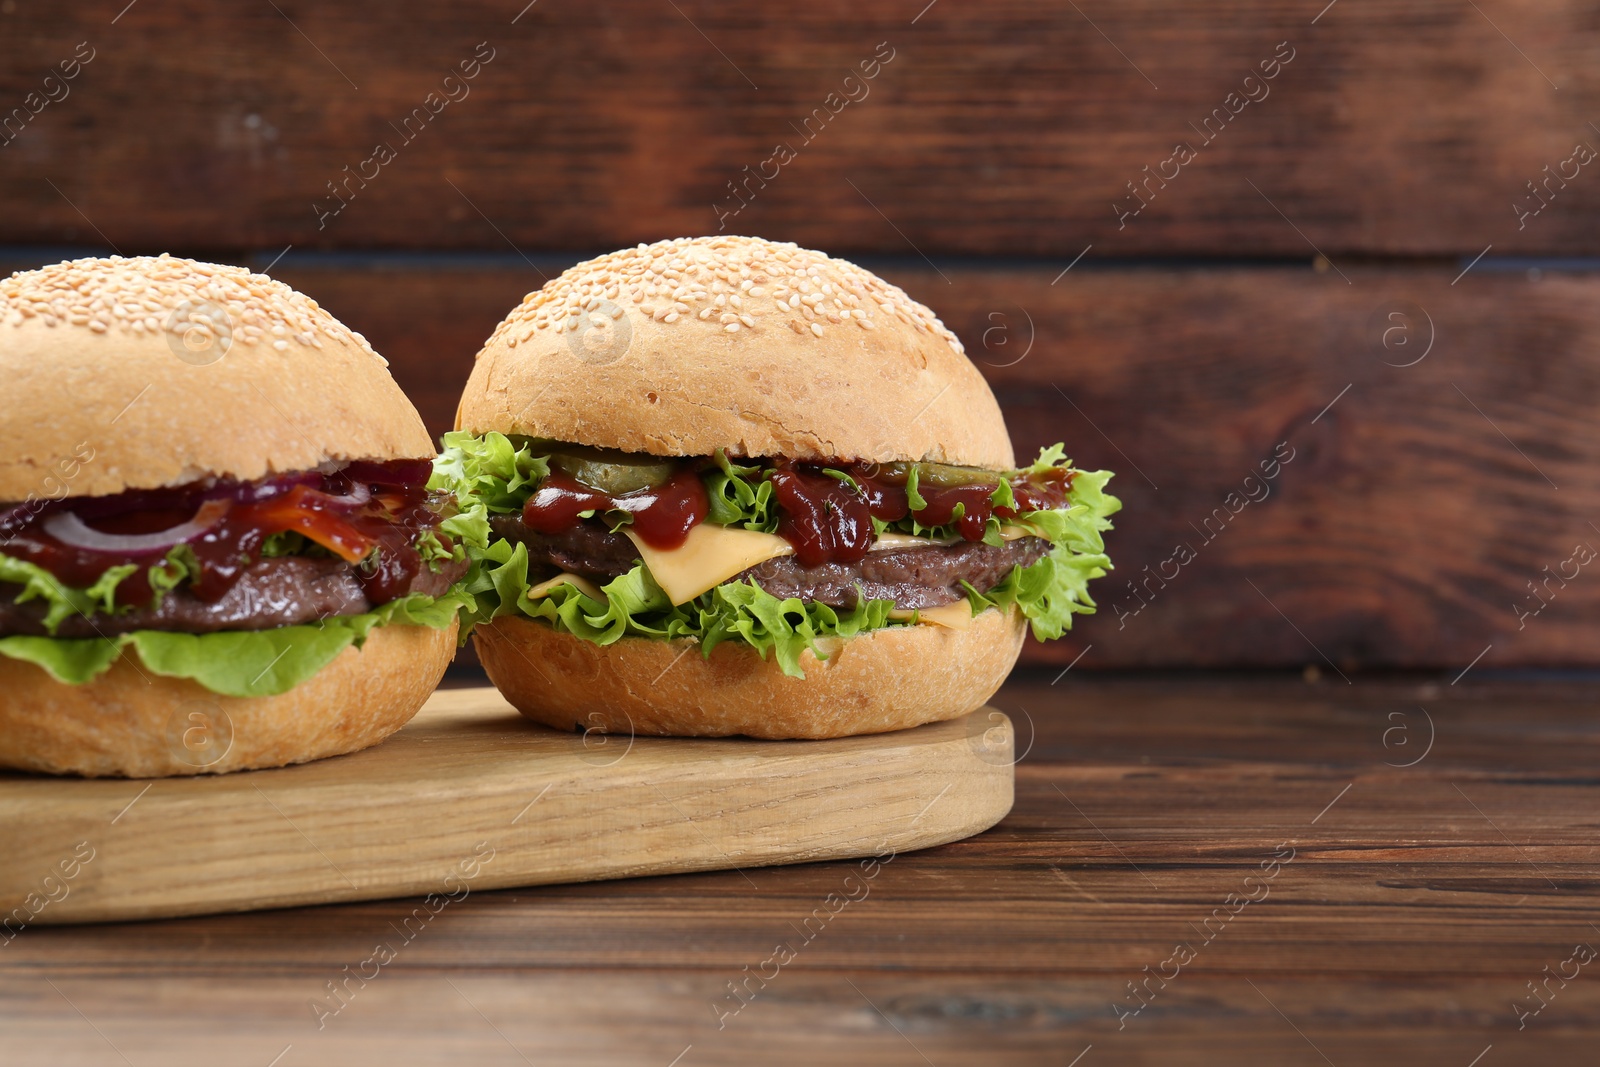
xmin=5 ymin=669 xmax=1599 ymax=1066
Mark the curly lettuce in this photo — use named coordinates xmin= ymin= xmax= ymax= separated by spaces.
xmin=458 ymin=536 xmax=897 ymax=677
xmin=433 ymin=432 xmax=1120 ymax=674
xmin=0 ymin=553 xmax=137 ymax=634
xmin=430 ymin=431 xmax=549 ymax=518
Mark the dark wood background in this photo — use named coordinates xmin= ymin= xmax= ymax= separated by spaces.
xmin=3 ymin=0 xmax=1597 ymax=671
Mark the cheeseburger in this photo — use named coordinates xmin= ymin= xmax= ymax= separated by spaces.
xmin=438 ymin=236 xmax=1119 ymax=739
xmin=0 ymin=256 xmax=474 ymax=777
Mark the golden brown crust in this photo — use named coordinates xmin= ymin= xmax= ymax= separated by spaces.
xmin=0 ymin=621 xmax=457 ymax=778
xmin=456 ymin=236 xmax=1014 ymax=468
xmin=473 ymin=609 xmax=1024 ymax=740
xmin=0 ymin=255 xmax=435 ymax=502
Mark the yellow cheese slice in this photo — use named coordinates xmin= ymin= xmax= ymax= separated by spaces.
xmin=526 ymin=572 xmax=609 ymax=604
xmin=622 ymin=524 xmax=1012 ymax=607
xmin=874 ymin=531 xmax=958 ymax=549
xmin=624 ymin=525 xmax=796 ymax=605
xmin=888 ymin=602 xmax=975 ymax=630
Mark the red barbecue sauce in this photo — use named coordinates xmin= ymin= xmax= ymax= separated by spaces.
xmin=0 ymin=460 xmax=449 ymax=607
xmin=523 ymin=469 xmax=709 ymax=550
xmin=771 ymin=463 xmax=1073 ymax=566
xmin=768 ymin=468 xmax=883 ymax=567
xmin=524 ymin=458 xmax=1073 ymax=569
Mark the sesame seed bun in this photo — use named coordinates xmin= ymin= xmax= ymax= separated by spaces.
xmin=455 ymin=236 xmax=1015 ymax=468
xmin=0 ymin=620 xmax=457 ymax=778
xmin=474 ymin=608 xmax=1025 ymax=740
xmin=0 ymin=255 xmax=434 ymax=503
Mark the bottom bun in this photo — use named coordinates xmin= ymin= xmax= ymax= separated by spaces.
xmin=475 ymin=608 xmax=1025 ymax=740
xmin=0 ymin=621 xmax=458 ymax=778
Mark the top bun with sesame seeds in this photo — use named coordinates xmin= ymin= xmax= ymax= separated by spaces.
xmin=0 ymin=254 xmax=434 ymax=502
xmin=456 ymin=236 xmax=1014 ymax=469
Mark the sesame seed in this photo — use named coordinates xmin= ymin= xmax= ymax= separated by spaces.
xmin=810 ymin=322 xmax=824 ymax=338
xmin=0 ymin=253 xmax=380 ymax=357
xmin=477 ymin=236 xmax=964 ymax=353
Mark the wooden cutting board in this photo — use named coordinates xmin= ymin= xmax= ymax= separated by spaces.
xmin=0 ymin=688 xmax=1014 ymax=925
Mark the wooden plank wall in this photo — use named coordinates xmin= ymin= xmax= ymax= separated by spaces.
xmin=2 ymin=1 xmax=1597 ymax=670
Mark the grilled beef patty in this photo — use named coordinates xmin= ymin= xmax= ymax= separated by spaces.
xmin=740 ymin=538 xmax=1049 ymax=609
xmin=0 ymin=554 xmax=468 ymax=638
xmin=489 ymin=515 xmax=1050 ymax=609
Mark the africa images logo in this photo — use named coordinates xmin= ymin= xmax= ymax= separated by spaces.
xmin=164 ymin=701 xmax=234 ymax=769
xmin=564 ymin=299 xmax=634 ymax=367
xmin=163 ymin=299 xmax=233 ymax=365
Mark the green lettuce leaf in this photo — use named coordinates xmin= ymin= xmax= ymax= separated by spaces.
xmin=0 ymin=554 xmax=136 ymax=634
xmin=968 ymin=543 xmax=1112 ymax=641
xmin=972 ymin=466 xmax=1121 ymax=640
xmin=703 ymin=449 xmax=779 ymax=532
xmin=429 ymin=430 xmax=550 ymax=516
xmin=148 ymin=545 xmax=202 ymax=606
xmin=700 ymin=581 xmax=895 ymax=676
xmin=462 ymin=536 xmax=903 ymax=678
xmin=0 ymin=588 xmax=471 ymax=697
xmin=904 ymin=464 xmax=927 ymax=512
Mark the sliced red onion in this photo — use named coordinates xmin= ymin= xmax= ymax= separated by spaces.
xmin=0 ymin=502 xmax=38 ymax=538
xmin=323 ymin=482 xmax=372 ymax=507
xmin=42 ymin=499 xmax=231 ymax=555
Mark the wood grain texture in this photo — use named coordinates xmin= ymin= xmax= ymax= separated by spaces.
xmin=1 ymin=2 xmax=1598 ymax=256
xmin=0 ymin=689 xmax=1012 ymax=924
xmin=250 ymin=260 xmax=1600 ymax=671
xmin=5 ymin=672 xmax=1599 ymax=1064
